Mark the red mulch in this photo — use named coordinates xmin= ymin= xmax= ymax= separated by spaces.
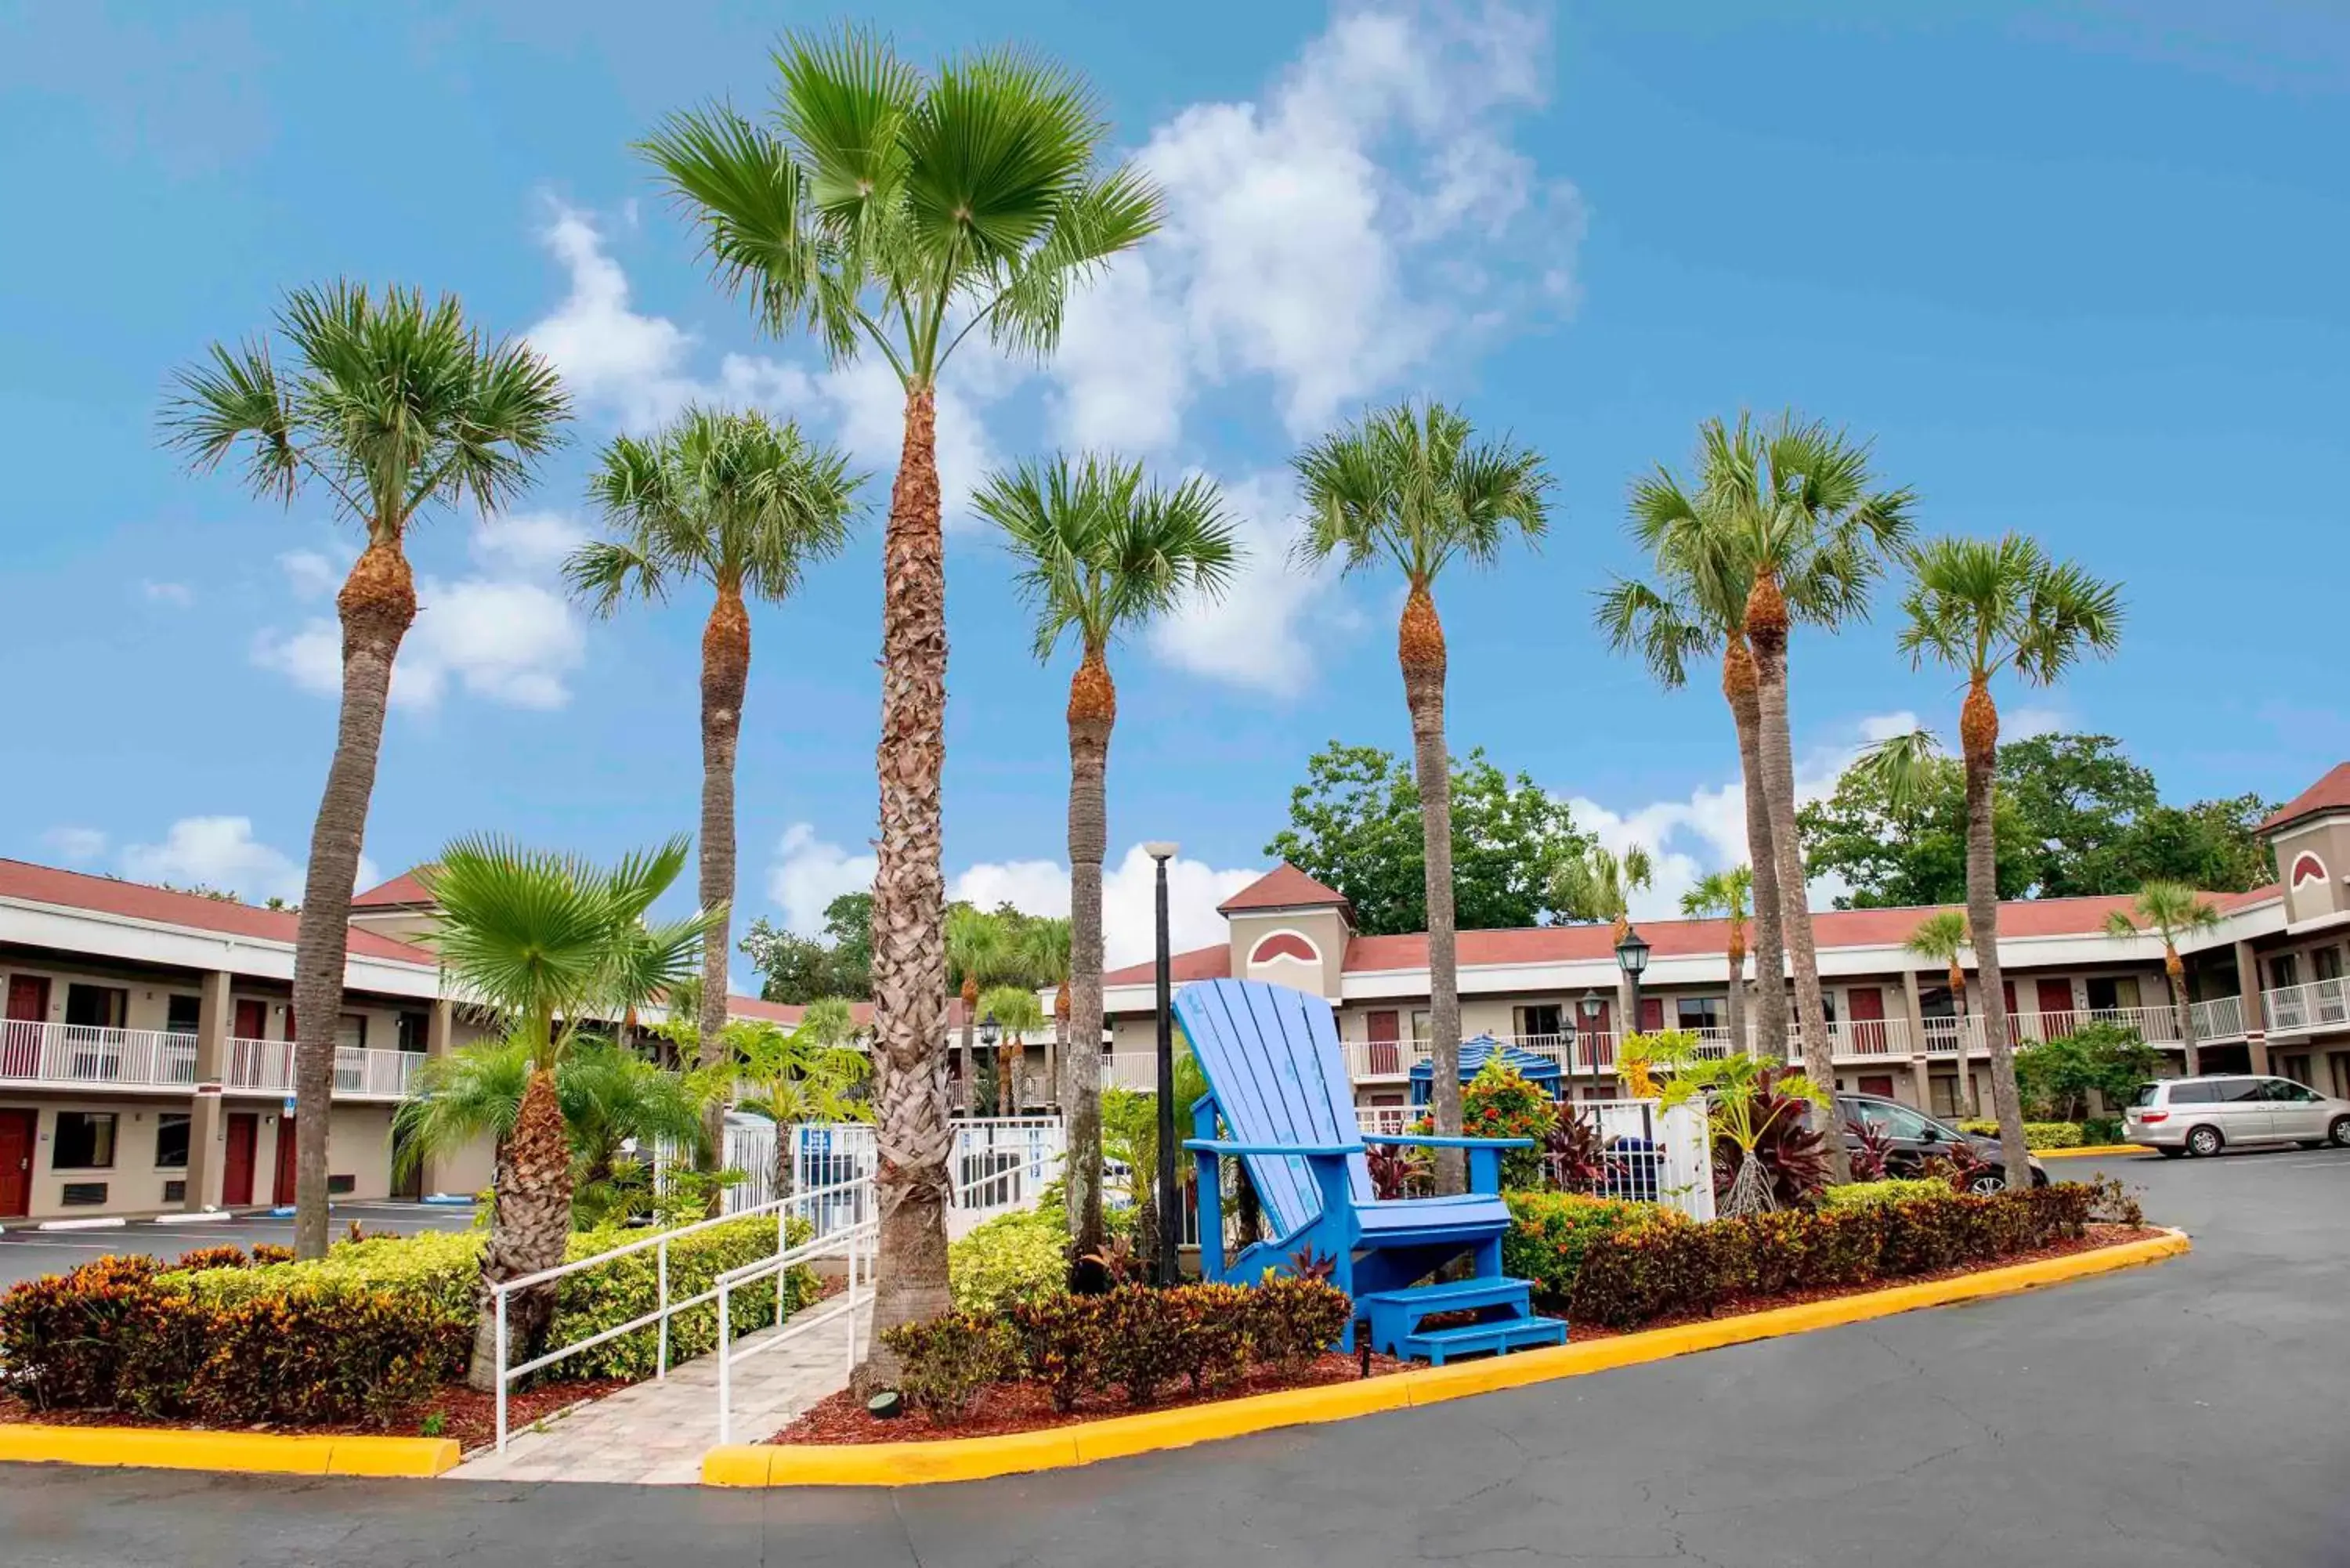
xmin=0 ymin=1377 xmax=629 ymax=1455
xmin=769 ymin=1224 xmax=2162 ymax=1447
xmin=775 ymin=1351 xmax=1407 ymax=1446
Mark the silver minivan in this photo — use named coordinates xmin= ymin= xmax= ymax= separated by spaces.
xmin=2125 ymin=1075 xmax=2350 ymax=1158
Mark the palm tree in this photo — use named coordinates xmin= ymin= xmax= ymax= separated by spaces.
xmin=1021 ymin=916 xmax=1072 ymax=1112
xmin=1680 ymin=867 xmax=1754 ymax=1057
xmin=1904 ymin=909 xmax=1977 ymax=1117
xmin=1292 ymin=403 xmax=1552 ymax=1192
xmin=1701 ymin=414 xmax=1915 ymax=1183
xmin=979 ymin=984 xmax=1048 ymax=1116
xmin=945 ymin=905 xmax=1010 ymax=1115
xmin=733 ymin=1008 xmax=872 ymax=1201
xmin=1552 ymin=844 xmax=1656 ymax=1055
xmin=163 ymin=283 xmax=568 ymax=1258
xmin=1897 ymin=533 xmax=2124 ymax=1186
xmin=418 ymin=835 xmax=718 ymax=1389
xmin=567 ymin=408 xmax=862 ymax=1184
xmin=975 ymin=454 xmax=1238 ymax=1251
xmin=2104 ymin=882 xmax=2222 ymax=1076
xmin=645 ymin=31 xmax=1156 ymax=1369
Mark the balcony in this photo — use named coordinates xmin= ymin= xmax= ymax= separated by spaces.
xmin=2262 ymin=978 xmax=2350 ymax=1038
xmin=0 ymin=1022 xmax=420 ymax=1100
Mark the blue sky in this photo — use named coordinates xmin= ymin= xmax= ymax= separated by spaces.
xmin=3 ymin=1 xmax=2345 ymax=970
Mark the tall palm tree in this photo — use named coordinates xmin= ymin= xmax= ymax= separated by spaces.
xmin=975 ymin=454 xmax=1238 ymax=1252
xmin=419 ymin=835 xmax=717 ymax=1389
xmin=1021 ymin=916 xmax=1072 ymax=1112
xmin=1552 ymin=844 xmax=1657 ymax=1055
xmin=1904 ymin=909 xmax=1976 ymax=1117
xmin=1680 ymin=866 xmax=1754 ymax=1057
xmin=162 ymin=283 xmax=568 ymax=1258
xmin=2104 ymin=881 xmax=2222 ymax=1076
xmin=645 ymin=34 xmax=1158 ymax=1364
xmin=979 ymin=984 xmax=1048 ymax=1116
xmin=1702 ymin=414 xmax=1915 ymax=1183
xmin=1292 ymin=403 xmax=1552 ymax=1192
xmin=1897 ymin=533 xmax=2124 ymax=1186
xmin=945 ymin=905 xmax=1010 ymax=1115
xmin=568 ymin=407 xmax=862 ymax=1185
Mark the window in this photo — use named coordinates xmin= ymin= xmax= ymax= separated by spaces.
xmin=2130 ymin=1082 xmax=2160 ymax=1107
xmin=2084 ymin=976 xmax=2141 ymax=1013
xmin=1410 ymin=1010 xmax=1431 ymax=1041
xmin=396 ymin=1011 xmax=428 ymax=1053
xmin=2216 ymin=1078 xmax=2264 ymax=1103
xmin=154 ymin=1112 xmax=190 ymax=1169
xmin=1848 ymin=1098 xmax=1940 ymax=1141
xmin=165 ymin=994 xmax=202 ymax=1035
xmin=2259 ymin=1078 xmax=2319 ymax=1104
xmin=63 ymin=984 xmax=127 ymax=1029
xmin=52 ymin=1111 xmax=118 ymax=1169
xmin=2167 ymin=1082 xmax=2219 ymax=1104
xmin=2316 ymin=949 xmax=2345 ymax=982
xmin=2272 ymin=953 xmax=2301 ymax=990
xmin=336 ymin=1014 xmax=367 ymax=1052
xmin=1513 ymin=1004 xmax=1562 ymax=1039
xmin=1676 ymin=997 xmax=1724 ymax=1032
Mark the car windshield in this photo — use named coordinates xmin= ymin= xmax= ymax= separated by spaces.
xmin=2131 ymin=1082 xmax=2160 ymax=1107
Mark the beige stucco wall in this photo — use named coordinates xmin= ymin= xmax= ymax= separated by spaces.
xmin=2275 ymin=818 xmax=2350 ymax=923
xmin=1227 ymin=907 xmax=1348 ymax=998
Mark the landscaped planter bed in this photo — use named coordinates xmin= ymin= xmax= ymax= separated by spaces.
xmin=0 ymin=1376 xmax=628 ymax=1457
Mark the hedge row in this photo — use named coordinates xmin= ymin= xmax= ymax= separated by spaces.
xmin=1955 ymin=1119 xmax=2097 ymax=1149
xmin=0 ymin=1214 xmax=822 ymax=1425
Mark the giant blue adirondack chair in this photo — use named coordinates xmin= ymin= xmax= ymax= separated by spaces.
xmin=1176 ymin=978 xmax=1566 ymax=1364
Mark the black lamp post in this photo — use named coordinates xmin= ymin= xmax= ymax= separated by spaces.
xmin=1615 ymin=925 xmax=1651 ymax=1045
xmin=1578 ymin=988 xmax=1604 ymax=1075
xmin=978 ymin=1012 xmax=1000 ymax=1116
xmin=1144 ymin=841 xmax=1180 ymax=1286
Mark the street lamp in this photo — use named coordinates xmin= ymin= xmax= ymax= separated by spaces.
xmin=1578 ymin=988 xmax=1604 ymax=1075
xmin=1615 ymin=925 xmax=1651 ymax=1046
xmin=1144 ymin=840 xmax=1180 ymax=1287
xmin=979 ymin=1012 xmax=1000 ymax=1117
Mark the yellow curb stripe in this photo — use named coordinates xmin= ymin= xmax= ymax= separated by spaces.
xmin=2035 ymin=1144 xmax=2153 ymax=1158
xmin=715 ymin=1228 xmax=2189 ymax=1489
xmin=0 ymin=1426 xmax=459 ymax=1478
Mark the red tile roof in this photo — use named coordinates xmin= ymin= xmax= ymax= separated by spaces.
xmin=721 ymin=995 xmax=978 ymax=1031
xmin=0 ymin=859 xmax=435 ymax=965
xmin=352 ymin=869 xmax=435 ymax=909
xmin=1217 ymin=863 xmax=1350 ymax=916
xmin=2259 ymin=763 xmax=2350 ymax=834
xmin=1102 ymin=945 xmax=1235 ymax=988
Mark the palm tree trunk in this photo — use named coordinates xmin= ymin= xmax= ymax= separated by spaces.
xmin=466 ymin=1065 xmax=573 ymax=1390
xmin=958 ymin=977 xmax=978 ymax=1118
xmin=1962 ymin=677 xmax=2030 ymax=1187
xmin=291 ymin=539 xmax=417 ymax=1259
xmin=2168 ymin=947 xmax=2202 ymax=1077
xmin=696 ymin=583 xmax=750 ymax=1208
xmin=1050 ymin=984 xmax=1068 ymax=1112
xmin=859 ymin=382 xmax=953 ymax=1387
xmin=1724 ymin=927 xmax=1747 ymax=1062
xmin=1949 ymin=959 xmax=1976 ymax=1118
xmin=1724 ymin=638 xmax=1786 ymax=1066
xmin=1065 ymin=647 xmax=1113 ymax=1256
xmin=1746 ymin=573 xmax=1849 ymax=1182
xmin=1401 ymin=584 xmax=1465 ymax=1195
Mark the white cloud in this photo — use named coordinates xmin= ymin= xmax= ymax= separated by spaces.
xmin=1567 ymin=711 xmax=1922 ymax=920
xmin=526 ymin=204 xmax=701 ymax=431
xmin=119 ymin=816 xmax=378 ymax=907
xmin=42 ymin=826 xmax=108 ymax=864
xmin=1147 ymin=470 xmax=1358 ymax=695
xmin=251 ymin=618 xmax=344 ymax=697
xmin=2005 ymin=705 xmax=2067 ymax=739
xmin=473 ymin=511 xmax=587 ymax=575
xmin=1052 ymin=0 xmax=1581 ymax=446
xmin=278 ymin=548 xmax=342 ymax=600
xmin=767 ymin=826 xmax=1257 ymax=970
xmin=141 ymin=580 xmax=193 ymax=608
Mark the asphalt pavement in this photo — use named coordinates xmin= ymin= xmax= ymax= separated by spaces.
xmin=0 ymin=1201 xmax=478 ymax=1285
xmin=7 ymin=1148 xmax=2349 ymax=1567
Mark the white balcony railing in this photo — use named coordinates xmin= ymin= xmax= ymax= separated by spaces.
xmin=2263 ymin=978 xmax=2350 ymax=1037
xmin=0 ymin=1021 xmax=198 ymax=1089
xmin=2190 ymin=994 xmax=2247 ymax=1042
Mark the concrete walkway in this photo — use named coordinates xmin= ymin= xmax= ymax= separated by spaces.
xmin=450 ymin=1295 xmax=872 ymax=1486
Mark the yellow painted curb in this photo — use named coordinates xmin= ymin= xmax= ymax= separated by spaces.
xmin=2035 ymin=1144 xmax=2152 ymax=1159
xmin=0 ymin=1425 xmax=459 ymax=1478
xmin=710 ymin=1229 xmax=2189 ymax=1487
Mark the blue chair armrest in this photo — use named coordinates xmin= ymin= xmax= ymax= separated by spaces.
xmin=1361 ymin=1133 xmax=1534 ymax=1151
xmin=1182 ymin=1138 xmax=1364 ymax=1158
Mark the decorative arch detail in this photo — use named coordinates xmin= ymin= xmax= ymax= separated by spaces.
xmin=2291 ymin=851 xmax=2329 ymax=889
xmin=1248 ymin=930 xmax=1321 ymax=966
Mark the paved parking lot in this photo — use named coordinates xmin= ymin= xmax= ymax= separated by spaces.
xmin=5 ymin=1148 xmax=2348 ymax=1566
xmin=0 ymin=1201 xmax=477 ymax=1285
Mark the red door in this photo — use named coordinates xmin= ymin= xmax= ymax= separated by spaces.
xmin=273 ymin=1118 xmax=299 ymax=1205
xmin=2036 ymin=978 xmax=2075 ymax=1039
xmin=1847 ymin=986 xmax=1888 ymax=1056
xmin=0 ymin=1109 xmax=34 ymax=1218
xmin=233 ymin=999 xmax=267 ymax=1039
xmin=1858 ymin=1073 xmax=1897 ymax=1100
xmin=222 ymin=1113 xmax=257 ymax=1207
xmin=1366 ymin=1010 xmax=1401 ymax=1077
xmin=5 ymin=976 xmax=49 ymax=1078
xmin=1639 ymin=997 xmax=1665 ymax=1033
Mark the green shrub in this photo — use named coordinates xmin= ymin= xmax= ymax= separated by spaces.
xmin=1459 ymin=1057 xmax=1558 ymax=1190
xmin=1820 ymin=1179 xmax=1950 ymax=1210
xmin=881 ymin=1313 xmax=1013 ymax=1425
xmin=949 ymin=1205 xmax=1070 ymax=1315
xmin=1502 ymin=1192 xmax=1665 ymax=1303
xmin=1098 ymin=1287 xmax=1195 ymax=1406
xmin=1009 ymin=1293 xmax=1108 ymax=1412
xmin=189 ymin=1280 xmax=465 ymax=1426
xmin=1169 ymin=1281 xmax=1255 ymax=1393
xmin=1957 ymin=1119 xmax=2084 ymax=1150
xmin=547 ymin=1214 xmax=818 ymax=1380
xmin=2081 ymin=1115 xmax=2124 ymax=1146
xmin=174 ymin=1228 xmax=483 ymax=1319
xmin=0 ymin=1255 xmax=204 ymax=1414
xmin=992 ymin=1276 xmax=1353 ymax=1411
xmin=169 ymin=1244 xmax=254 ymax=1274
xmin=1246 ymin=1275 xmax=1354 ymax=1372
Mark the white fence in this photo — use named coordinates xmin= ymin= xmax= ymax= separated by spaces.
xmin=1350 ymin=1097 xmax=1714 ymax=1223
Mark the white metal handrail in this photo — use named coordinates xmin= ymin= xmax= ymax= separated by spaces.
xmin=713 ymin=1202 xmax=875 ymax=1446
xmin=2263 ymin=977 xmax=2350 ymax=1036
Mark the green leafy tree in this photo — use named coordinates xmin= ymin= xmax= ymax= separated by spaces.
xmin=2104 ymin=881 xmax=2223 ymax=1075
xmin=1896 ymin=533 xmax=2124 ymax=1188
xmin=163 ymin=283 xmax=569 ymax=1258
xmin=418 ymin=835 xmax=718 ymax=1389
xmin=645 ymin=27 xmax=1160 ymax=1376
xmin=1904 ymin=909 xmax=1976 ymax=1117
xmin=1800 ymin=740 xmax=2031 ymax=907
xmin=1021 ymin=916 xmax=1072 ymax=1111
xmin=977 ymin=453 xmax=1238 ymax=1252
xmin=731 ymin=1006 xmax=872 ymax=1198
xmin=740 ymin=892 xmax=875 ymax=1004
xmin=569 ymin=406 xmax=862 ymax=1184
xmin=1264 ymin=743 xmax=1591 ymax=937
xmin=946 ymin=904 xmax=1014 ymax=1115
xmin=1680 ymin=867 xmax=1754 ymax=1055
xmin=2013 ymin=1021 xmax=2160 ymax=1122
xmin=1292 ymin=402 xmax=1553 ymax=1193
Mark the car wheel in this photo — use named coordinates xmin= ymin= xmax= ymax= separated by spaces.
xmin=2330 ymin=1116 xmax=2350 ymax=1148
xmin=2157 ymin=1146 xmax=2186 ymax=1159
xmin=2031 ymin=1167 xmax=2048 ymax=1188
xmin=1967 ymin=1172 xmax=2005 ymax=1195
xmin=2186 ymin=1124 xmax=2223 ymax=1158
